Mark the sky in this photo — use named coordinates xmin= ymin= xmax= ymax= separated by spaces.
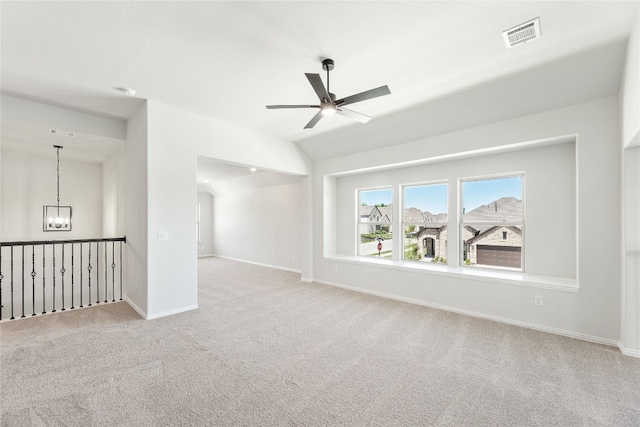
xmin=360 ymin=188 xmax=393 ymax=207
xmin=360 ymin=176 xmax=522 ymax=214
xmin=462 ymin=176 xmax=522 ymax=211
xmin=403 ymin=183 xmax=447 ymax=214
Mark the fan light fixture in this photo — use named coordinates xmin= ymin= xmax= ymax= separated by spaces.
xmin=320 ymin=103 xmax=337 ymax=116
xmin=43 ymin=145 xmax=72 ymax=231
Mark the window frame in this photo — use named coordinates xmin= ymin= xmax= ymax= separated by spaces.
xmin=459 ymin=172 xmax=525 ymax=272
xmin=401 ymin=180 xmax=449 ymax=263
xmin=356 ymin=187 xmax=394 ymax=258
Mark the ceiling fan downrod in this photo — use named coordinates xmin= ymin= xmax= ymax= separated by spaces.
xmin=322 ymin=58 xmax=334 ymax=98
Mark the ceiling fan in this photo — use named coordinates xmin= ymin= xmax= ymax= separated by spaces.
xmin=266 ymin=58 xmax=391 ymax=129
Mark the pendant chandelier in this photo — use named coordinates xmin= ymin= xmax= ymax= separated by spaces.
xmin=43 ymin=145 xmax=72 ymax=231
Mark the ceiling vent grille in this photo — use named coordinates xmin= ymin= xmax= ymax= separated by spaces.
xmin=503 ymin=18 xmax=540 ymax=49
xmin=49 ymin=128 xmax=76 ymax=137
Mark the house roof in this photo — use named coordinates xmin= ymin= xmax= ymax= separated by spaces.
xmin=463 ymin=197 xmax=523 ymax=223
xmin=404 ymin=207 xmax=424 ymax=222
xmin=360 ymin=205 xmax=376 ymax=217
xmin=466 ymin=225 xmax=522 ymax=245
xmin=377 ymin=205 xmax=393 ymax=222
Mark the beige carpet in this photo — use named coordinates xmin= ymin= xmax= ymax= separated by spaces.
xmin=1 ymin=256 xmax=639 ymax=426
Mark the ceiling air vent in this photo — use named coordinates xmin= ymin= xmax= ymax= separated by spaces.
xmin=49 ymin=128 xmax=76 ymax=137
xmin=503 ymin=18 xmax=540 ymax=49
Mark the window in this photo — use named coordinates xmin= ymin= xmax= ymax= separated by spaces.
xmin=358 ymin=188 xmax=393 ymax=258
xmin=402 ymin=183 xmax=448 ymax=263
xmin=461 ymin=175 xmax=523 ymax=270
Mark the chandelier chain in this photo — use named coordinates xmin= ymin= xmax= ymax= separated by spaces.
xmin=56 ymin=146 xmax=60 ymax=207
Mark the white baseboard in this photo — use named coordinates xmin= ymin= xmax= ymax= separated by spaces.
xmin=619 ymin=345 xmax=640 ymax=358
xmin=146 ymin=304 xmax=199 ymax=320
xmin=314 ymin=279 xmax=622 ymax=350
xmin=301 ymin=277 xmax=313 ymax=283
xmin=124 ymin=296 xmax=147 ymax=319
xmin=214 ymin=255 xmax=302 ymax=274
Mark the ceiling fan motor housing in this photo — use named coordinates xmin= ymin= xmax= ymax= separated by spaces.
xmin=322 ymin=59 xmax=335 ymax=71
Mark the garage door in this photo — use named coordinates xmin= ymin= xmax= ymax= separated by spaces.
xmin=477 ymin=245 xmax=521 ymax=268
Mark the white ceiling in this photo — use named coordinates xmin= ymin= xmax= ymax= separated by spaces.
xmin=1 ymin=1 xmax=638 ymax=177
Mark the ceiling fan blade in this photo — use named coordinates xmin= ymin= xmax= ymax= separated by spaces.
xmin=266 ymin=105 xmax=319 ymax=109
xmin=305 ymin=73 xmax=330 ymax=102
xmin=336 ymin=85 xmax=391 ymax=107
xmin=336 ymin=107 xmax=372 ymax=124
xmin=304 ymin=110 xmax=324 ymax=129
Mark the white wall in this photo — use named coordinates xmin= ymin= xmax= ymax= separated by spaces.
xmin=213 ymin=172 xmax=304 ymax=271
xmin=620 ymin=13 xmax=640 ymax=356
xmin=126 ymin=100 xmax=310 ymax=320
xmin=123 ymin=103 xmax=148 ymax=317
xmin=314 ymin=96 xmax=621 ymax=344
xmin=1 ymin=149 xmax=103 ymax=241
xmin=1 ymin=95 xmax=126 ymax=142
xmin=103 ymin=144 xmax=126 ymax=237
xmin=621 ymin=13 xmax=639 ymax=149
xmin=197 ymin=192 xmax=213 ymax=256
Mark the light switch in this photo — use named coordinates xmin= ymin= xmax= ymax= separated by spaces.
xmin=158 ymin=231 xmax=169 ymax=241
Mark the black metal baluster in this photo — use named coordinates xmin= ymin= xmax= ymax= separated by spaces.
xmin=111 ymin=241 xmax=116 ymax=302
xmin=104 ymin=241 xmax=108 ymax=303
xmin=31 ymin=245 xmax=36 ymax=316
xmin=71 ymin=244 xmax=75 ymax=309
xmin=79 ymin=243 xmax=83 ymax=308
xmin=42 ymin=245 xmax=46 ymax=314
xmin=10 ymin=247 xmax=15 ymax=320
xmin=0 ymin=238 xmax=126 ymax=319
xmin=52 ymin=243 xmax=56 ymax=313
xmin=96 ymin=242 xmax=100 ymax=304
xmin=87 ymin=244 xmax=92 ymax=307
xmin=21 ymin=246 xmax=25 ymax=318
xmin=61 ymin=245 xmax=66 ymax=311
xmin=119 ymin=241 xmax=123 ymax=300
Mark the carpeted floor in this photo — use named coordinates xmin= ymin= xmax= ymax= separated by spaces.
xmin=1 ymin=256 xmax=639 ymax=426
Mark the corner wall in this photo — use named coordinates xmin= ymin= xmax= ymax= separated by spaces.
xmin=139 ymin=100 xmax=310 ymax=319
xmin=197 ymin=192 xmax=213 ymax=257
xmin=212 ymin=172 xmax=304 ymax=271
xmin=123 ymin=103 xmax=149 ymax=317
xmin=620 ymin=12 xmax=640 ymax=356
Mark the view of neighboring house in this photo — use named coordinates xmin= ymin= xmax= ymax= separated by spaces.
xmin=360 ymin=204 xmax=392 ymax=233
xmin=414 ymin=197 xmax=522 ymax=267
xmin=464 ymin=225 xmax=522 ymax=268
xmin=363 ymin=197 xmax=523 ymax=268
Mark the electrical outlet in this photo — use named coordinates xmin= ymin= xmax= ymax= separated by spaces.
xmin=334 ymin=265 xmax=338 ymax=273
xmin=533 ymin=295 xmax=543 ymax=306
xmin=292 ymin=255 xmax=296 ymax=261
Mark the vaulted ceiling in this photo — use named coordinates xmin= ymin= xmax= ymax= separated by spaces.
xmin=1 ymin=1 xmax=638 ymax=167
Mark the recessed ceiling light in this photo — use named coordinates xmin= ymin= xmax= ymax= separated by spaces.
xmin=204 ymin=179 xmax=210 ymax=183
xmin=250 ymin=167 xmax=257 ymax=172
xmin=119 ymin=87 xmax=136 ymax=96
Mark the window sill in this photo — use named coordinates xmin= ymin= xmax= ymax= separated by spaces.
xmin=323 ymin=255 xmax=579 ymax=292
